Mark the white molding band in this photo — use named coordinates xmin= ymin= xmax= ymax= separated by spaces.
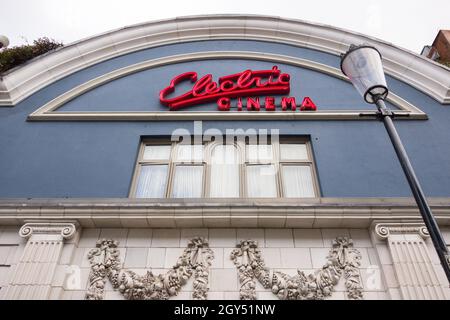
xmin=1 ymin=15 xmax=449 ymax=107
xmin=27 ymin=51 xmax=426 ymax=121
xmin=0 ymin=198 xmax=449 ymax=228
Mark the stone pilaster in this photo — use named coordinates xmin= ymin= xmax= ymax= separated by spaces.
xmin=2 ymin=221 xmax=78 ymax=300
xmin=373 ymin=222 xmax=446 ymax=300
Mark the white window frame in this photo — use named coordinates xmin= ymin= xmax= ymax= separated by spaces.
xmin=130 ymin=137 xmax=320 ymax=198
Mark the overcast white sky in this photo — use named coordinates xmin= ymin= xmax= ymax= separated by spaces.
xmin=1 ymin=0 xmax=450 ymax=53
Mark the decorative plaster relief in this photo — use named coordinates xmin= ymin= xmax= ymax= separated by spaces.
xmin=85 ymin=236 xmax=363 ymax=300
xmin=374 ymin=222 xmax=430 ymax=240
xmin=85 ymin=237 xmax=214 ymax=300
xmin=231 ymin=237 xmax=363 ymax=300
xmin=2 ymin=221 xmax=79 ymax=300
xmin=19 ymin=222 xmax=77 ymax=239
xmin=230 ymin=240 xmax=272 ymax=299
xmin=373 ymin=222 xmax=446 ymax=300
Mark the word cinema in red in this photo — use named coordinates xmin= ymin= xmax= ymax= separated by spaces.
xmin=159 ymin=66 xmax=317 ymax=112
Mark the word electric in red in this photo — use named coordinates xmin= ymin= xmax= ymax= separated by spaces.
xmin=160 ymin=66 xmax=291 ymax=110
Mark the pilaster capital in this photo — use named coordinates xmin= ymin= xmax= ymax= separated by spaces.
xmin=373 ymin=222 xmax=429 ymax=240
xmin=19 ymin=221 xmax=79 ymax=240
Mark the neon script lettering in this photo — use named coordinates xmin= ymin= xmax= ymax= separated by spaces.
xmin=159 ymin=66 xmax=290 ymax=110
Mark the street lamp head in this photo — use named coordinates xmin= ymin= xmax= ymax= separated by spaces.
xmin=0 ymin=35 xmax=9 ymax=49
xmin=340 ymin=44 xmax=388 ymax=103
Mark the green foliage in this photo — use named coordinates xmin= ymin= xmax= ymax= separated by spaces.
xmin=435 ymin=58 xmax=450 ymax=68
xmin=437 ymin=60 xmax=450 ymax=68
xmin=0 ymin=37 xmax=63 ymax=74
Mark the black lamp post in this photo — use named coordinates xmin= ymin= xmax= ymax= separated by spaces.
xmin=341 ymin=44 xmax=450 ymax=283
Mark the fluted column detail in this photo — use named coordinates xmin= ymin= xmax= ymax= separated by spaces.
xmin=374 ymin=222 xmax=446 ymax=300
xmin=2 ymin=221 xmax=78 ymax=300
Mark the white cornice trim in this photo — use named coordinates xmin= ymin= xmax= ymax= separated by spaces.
xmin=1 ymin=15 xmax=449 ymax=107
xmin=0 ymin=197 xmax=449 ymax=228
xmin=27 ymin=51 xmax=426 ymax=121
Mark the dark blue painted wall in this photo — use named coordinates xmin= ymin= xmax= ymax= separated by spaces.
xmin=0 ymin=40 xmax=449 ymax=198
xmin=58 ymin=59 xmax=398 ymax=112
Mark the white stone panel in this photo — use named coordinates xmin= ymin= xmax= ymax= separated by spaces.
xmin=164 ymin=248 xmax=185 ymax=268
xmin=293 ymin=229 xmax=323 ymax=247
xmin=208 ymin=229 xmax=237 ymax=247
xmin=207 ymin=292 xmax=224 ymax=300
xmin=146 ymin=248 xmax=166 ymax=268
xmin=310 ymin=248 xmax=332 ymax=268
xmin=49 ymin=287 xmax=63 ymax=300
xmin=280 ymin=248 xmax=312 ymax=268
xmin=5 ymin=245 xmax=21 ymax=265
xmin=256 ymin=291 xmax=279 ymax=300
xmin=105 ymin=290 xmax=125 ymax=300
xmin=388 ymin=288 xmax=402 ymax=300
xmin=375 ymin=244 xmax=393 ymax=265
xmin=70 ymin=290 xmax=86 ymax=300
xmin=264 ymin=229 xmax=294 ymax=247
xmin=442 ymin=228 xmax=450 ymax=244
xmin=180 ymin=228 xmax=209 ymax=245
xmin=0 ymin=266 xmax=11 ymax=286
xmin=0 ymin=246 xmax=12 ymax=265
xmin=355 ymin=247 xmax=371 ymax=268
xmin=367 ymin=247 xmax=381 ymax=266
xmin=349 ymin=229 xmax=373 ymax=247
xmin=99 ymin=229 xmax=128 ymax=247
xmin=77 ymin=229 xmax=100 ymax=247
xmin=171 ymin=291 xmax=191 ymax=300
xmin=126 ymin=229 xmax=152 ymax=247
xmin=223 ymin=291 xmax=240 ymax=300
xmin=210 ymin=269 xmax=238 ymax=292
xmin=327 ymin=291 xmax=346 ymax=300
xmin=151 ymin=229 xmax=180 ymax=248
xmin=321 ymin=228 xmax=350 ymax=246
xmin=124 ymin=248 xmax=148 ymax=268
xmin=210 ymin=248 xmax=223 ymax=268
xmin=360 ymin=267 xmax=385 ymax=292
xmin=380 ymin=264 xmax=399 ymax=289
xmin=0 ymin=227 xmax=21 ymax=245
xmin=59 ymin=243 xmax=76 ymax=265
xmin=223 ymin=248 xmax=236 ymax=269
xmin=52 ymin=265 xmax=67 ymax=287
xmin=259 ymin=248 xmax=282 ymax=268
xmin=236 ymin=229 xmax=265 ymax=245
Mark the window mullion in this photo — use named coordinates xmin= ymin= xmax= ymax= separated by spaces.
xmin=273 ymin=139 xmax=282 ymax=198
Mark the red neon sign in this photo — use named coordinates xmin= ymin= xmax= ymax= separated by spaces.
xmin=160 ymin=66 xmax=291 ymax=110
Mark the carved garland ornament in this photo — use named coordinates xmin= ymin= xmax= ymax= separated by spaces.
xmin=85 ymin=237 xmax=214 ymax=300
xmin=85 ymin=236 xmax=363 ymax=300
xmin=231 ymin=237 xmax=363 ymax=300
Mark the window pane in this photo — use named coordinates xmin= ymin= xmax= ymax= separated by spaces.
xmin=210 ymin=145 xmax=239 ymax=197
xmin=176 ymin=144 xmax=203 ymax=162
xmin=282 ymin=165 xmax=315 ymax=198
xmin=143 ymin=145 xmax=171 ymax=161
xmin=171 ymin=165 xmax=203 ymax=198
xmin=246 ymin=144 xmax=273 ymax=163
xmin=135 ymin=165 xmax=168 ymax=198
xmin=280 ymin=144 xmax=308 ymax=160
xmin=246 ymin=165 xmax=277 ymax=197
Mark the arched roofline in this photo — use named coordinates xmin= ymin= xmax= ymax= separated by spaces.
xmin=1 ymin=14 xmax=449 ymax=106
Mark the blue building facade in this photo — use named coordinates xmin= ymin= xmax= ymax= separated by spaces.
xmin=0 ymin=16 xmax=449 ymax=300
